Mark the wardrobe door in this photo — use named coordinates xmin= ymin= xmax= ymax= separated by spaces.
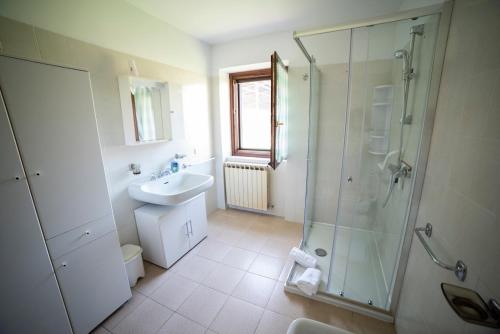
xmin=0 ymin=56 xmax=112 ymax=238
xmin=0 ymin=91 xmax=72 ymax=334
xmin=53 ymin=232 xmax=131 ymax=334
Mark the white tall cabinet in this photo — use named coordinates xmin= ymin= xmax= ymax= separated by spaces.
xmin=0 ymin=56 xmax=131 ymax=334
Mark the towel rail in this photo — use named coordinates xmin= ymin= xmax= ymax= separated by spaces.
xmin=414 ymin=223 xmax=467 ymax=281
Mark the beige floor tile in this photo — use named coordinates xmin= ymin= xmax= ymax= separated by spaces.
xmin=221 ymin=247 xmax=258 ymax=270
xmin=102 ymin=290 xmax=146 ymax=330
xmin=247 ymin=220 xmax=275 ymax=235
xmin=307 ymin=301 xmax=355 ymax=331
xmin=223 ymin=213 xmax=255 ymax=230
xmin=113 ymin=299 xmax=173 ymax=334
xmin=349 ymin=313 xmax=396 ymax=334
xmin=150 ymin=273 xmax=199 ymax=311
xmin=174 ymin=255 xmax=217 ymax=283
xmin=203 ymin=263 xmax=245 ymax=294
xmin=207 ymin=223 xmax=223 ymax=238
xmin=248 ymin=254 xmax=285 ymax=279
xmin=260 ymin=237 xmax=298 ymax=258
xmin=209 ymin=297 xmax=264 ymax=334
xmin=157 ymin=313 xmax=205 ymax=334
xmin=196 ymin=239 xmax=231 ymax=261
xmin=232 ymin=273 xmax=276 ymax=307
xmin=278 ymin=257 xmax=295 ymax=282
xmin=212 ymin=227 xmax=245 ymax=245
xmin=255 ymin=310 xmax=294 ymax=334
xmin=266 ymin=283 xmax=310 ymax=319
xmin=134 ymin=262 xmax=172 ymax=296
xmin=271 ymin=220 xmax=302 ymax=238
xmin=267 ymin=285 xmax=355 ymax=330
xmin=235 ymin=231 xmax=269 ymax=252
xmin=177 ymin=285 xmax=228 ymax=327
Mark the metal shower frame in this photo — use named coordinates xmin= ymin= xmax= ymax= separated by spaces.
xmin=287 ymin=1 xmax=454 ymax=322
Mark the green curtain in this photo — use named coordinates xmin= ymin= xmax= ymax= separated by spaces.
xmin=134 ymin=86 xmax=156 ymax=141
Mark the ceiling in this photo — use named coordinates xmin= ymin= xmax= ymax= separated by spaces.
xmin=123 ymin=0 xmax=409 ymax=45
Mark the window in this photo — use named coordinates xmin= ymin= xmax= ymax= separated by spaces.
xmin=229 ymin=52 xmax=288 ymax=169
xmin=230 ymin=69 xmax=272 ymax=158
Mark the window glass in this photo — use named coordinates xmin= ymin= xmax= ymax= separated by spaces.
xmin=238 ymin=79 xmax=271 ymax=150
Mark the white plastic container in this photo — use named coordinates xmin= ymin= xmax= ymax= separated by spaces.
xmin=121 ymin=244 xmax=145 ymax=287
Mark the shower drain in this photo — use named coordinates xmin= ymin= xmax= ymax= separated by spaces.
xmin=315 ymin=248 xmax=328 ymax=257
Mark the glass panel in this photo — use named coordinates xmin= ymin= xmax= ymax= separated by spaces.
xmin=269 ymin=51 xmax=289 ymax=169
xmin=303 ymin=62 xmax=320 ymax=243
xmin=299 ymin=30 xmax=350 ymax=291
xmin=329 ymin=14 xmax=440 ymax=309
xmin=274 ymin=55 xmax=288 ymax=163
xmin=239 ymin=79 xmax=271 ymax=150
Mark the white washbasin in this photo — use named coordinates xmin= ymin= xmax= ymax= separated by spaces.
xmin=128 ymin=171 xmax=214 ymax=205
xmin=287 ymin=318 xmax=353 ymax=334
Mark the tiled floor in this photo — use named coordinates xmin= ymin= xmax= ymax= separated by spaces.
xmin=93 ymin=209 xmax=395 ymax=334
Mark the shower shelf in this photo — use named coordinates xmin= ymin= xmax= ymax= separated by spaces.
xmin=367 ymin=131 xmax=389 ymax=155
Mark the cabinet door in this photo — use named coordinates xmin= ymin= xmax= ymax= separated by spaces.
xmin=160 ymin=206 xmax=190 ymax=268
xmin=53 ymin=232 xmax=131 ymax=334
xmin=0 ymin=56 xmax=112 ymax=238
xmin=0 ymin=95 xmax=72 ymax=334
xmin=186 ymin=193 xmax=208 ymax=247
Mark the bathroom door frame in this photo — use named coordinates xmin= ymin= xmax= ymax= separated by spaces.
xmin=290 ymin=1 xmax=454 ymax=321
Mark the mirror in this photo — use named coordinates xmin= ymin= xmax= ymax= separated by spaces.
xmin=118 ymin=76 xmax=172 ymax=145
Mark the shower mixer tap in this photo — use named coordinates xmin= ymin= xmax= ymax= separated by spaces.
xmin=382 ymin=161 xmax=412 ymax=208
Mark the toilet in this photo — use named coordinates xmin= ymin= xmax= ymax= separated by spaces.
xmin=121 ymin=244 xmax=145 ymax=287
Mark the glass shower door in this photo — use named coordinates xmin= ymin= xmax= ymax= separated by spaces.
xmin=328 ymin=14 xmax=440 ymax=309
xmin=303 ymin=61 xmax=320 ymax=243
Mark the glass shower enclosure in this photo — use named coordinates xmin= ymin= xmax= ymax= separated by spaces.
xmin=288 ymin=3 xmax=452 ymax=319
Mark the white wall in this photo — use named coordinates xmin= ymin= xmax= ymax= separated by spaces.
xmin=210 ymin=25 xmax=406 ymax=224
xmin=0 ymin=16 xmax=216 ymax=245
xmin=396 ymin=1 xmax=500 ymax=332
xmin=0 ymin=0 xmax=210 ymax=74
xmin=210 ymin=31 xmax=315 ymax=223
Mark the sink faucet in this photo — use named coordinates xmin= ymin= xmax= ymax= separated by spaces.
xmin=151 ymin=168 xmax=171 ymax=180
xmin=175 ymin=153 xmax=187 ymax=159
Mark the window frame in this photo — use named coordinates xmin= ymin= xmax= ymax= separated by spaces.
xmin=229 ymin=68 xmax=272 ymax=158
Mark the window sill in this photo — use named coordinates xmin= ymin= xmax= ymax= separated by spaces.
xmin=226 ymin=156 xmax=270 ymax=165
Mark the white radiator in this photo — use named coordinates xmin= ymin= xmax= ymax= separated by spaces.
xmin=224 ymin=162 xmax=268 ymax=211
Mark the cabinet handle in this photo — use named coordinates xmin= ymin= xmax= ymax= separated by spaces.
xmin=189 ymin=220 xmax=193 ymax=235
xmin=185 ymin=222 xmax=190 ymax=236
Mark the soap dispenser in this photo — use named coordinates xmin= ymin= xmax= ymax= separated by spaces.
xmin=170 ymin=159 xmax=179 ymax=173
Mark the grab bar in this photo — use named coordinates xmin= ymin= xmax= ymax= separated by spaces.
xmin=414 ymin=223 xmax=467 ymax=281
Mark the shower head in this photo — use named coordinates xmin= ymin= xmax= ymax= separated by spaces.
xmin=394 ymin=49 xmax=410 ymax=75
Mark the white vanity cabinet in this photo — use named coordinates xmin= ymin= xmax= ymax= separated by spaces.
xmin=135 ymin=193 xmax=208 ymax=268
xmin=0 ymin=56 xmax=131 ymax=334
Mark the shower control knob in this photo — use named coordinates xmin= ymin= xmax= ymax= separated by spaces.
xmin=347 ymin=176 xmax=353 ymax=183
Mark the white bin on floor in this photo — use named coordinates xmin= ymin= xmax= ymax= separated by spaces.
xmin=121 ymin=244 xmax=145 ymax=287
